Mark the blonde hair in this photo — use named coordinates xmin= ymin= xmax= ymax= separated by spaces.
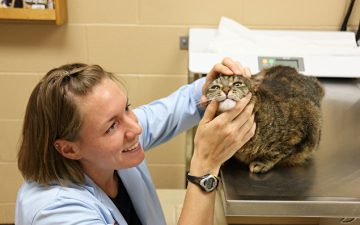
xmin=18 ymin=63 xmax=119 ymax=185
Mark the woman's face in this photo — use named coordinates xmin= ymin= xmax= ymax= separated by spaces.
xmin=74 ymin=78 xmax=144 ymax=174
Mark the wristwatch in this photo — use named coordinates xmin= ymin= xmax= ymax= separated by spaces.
xmin=186 ymin=173 xmax=219 ymax=192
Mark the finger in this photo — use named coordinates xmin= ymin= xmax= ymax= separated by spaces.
xmin=201 ymin=101 xmax=219 ymax=124
xmin=199 ymin=95 xmax=208 ymax=107
xmin=227 ymin=115 xmax=256 ymax=152
xmin=223 ymin=58 xmax=252 ymax=78
xmin=229 ymin=111 xmax=254 ymax=135
xmin=243 ymin=67 xmax=252 ymax=78
xmin=242 ymin=121 xmax=256 ymax=143
xmin=222 ymin=57 xmax=241 ymax=75
xmin=208 ymin=63 xmax=234 ymax=78
xmin=235 ymin=61 xmax=242 ymax=67
xmin=233 ymin=102 xmax=254 ymax=124
xmin=227 ymin=105 xmax=254 ymax=142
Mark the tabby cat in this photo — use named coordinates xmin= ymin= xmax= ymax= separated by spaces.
xmin=206 ymin=65 xmax=324 ymax=173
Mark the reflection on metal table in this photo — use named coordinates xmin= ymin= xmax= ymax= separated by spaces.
xmin=220 ymin=78 xmax=360 ymax=218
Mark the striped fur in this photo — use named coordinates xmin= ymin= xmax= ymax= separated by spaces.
xmin=206 ymin=66 xmax=324 ymax=173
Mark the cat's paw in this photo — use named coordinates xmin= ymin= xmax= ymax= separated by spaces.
xmin=249 ymin=161 xmax=273 ymax=173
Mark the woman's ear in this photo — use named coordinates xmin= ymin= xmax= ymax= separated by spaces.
xmin=53 ymin=140 xmax=81 ymax=160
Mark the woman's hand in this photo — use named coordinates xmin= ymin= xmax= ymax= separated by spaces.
xmin=200 ymin=57 xmax=252 ymax=107
xmin=191 ymin=93 xmax=256 ymax=176
xmin=179 ymin=58 xmax=254 ymax=225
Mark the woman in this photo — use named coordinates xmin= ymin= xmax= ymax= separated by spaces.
xmin=15 ymin=58 xmax=255 ymax=225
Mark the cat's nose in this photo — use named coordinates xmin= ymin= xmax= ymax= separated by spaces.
xmin=223 ymin=87 xmax=230 ymax=94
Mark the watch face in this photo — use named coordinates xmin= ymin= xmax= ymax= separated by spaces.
xmin=200 ymin=175 xmax=218 ymax=192
xmin=206 ymin=177 xmax=216 ymax=189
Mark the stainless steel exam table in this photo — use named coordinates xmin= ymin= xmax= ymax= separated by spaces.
xmin=220 ymin=78 xmax=360 ymax=219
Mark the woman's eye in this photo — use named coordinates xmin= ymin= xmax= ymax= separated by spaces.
xmin=125 ymin=103 xmax=131 ymax=112
xmin=105 ymin=121 xmax=118 ymax=134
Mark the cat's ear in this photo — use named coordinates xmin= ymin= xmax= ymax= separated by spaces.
xmin=251 ymin=71 xmax=265 ymax=91
xmin=250 ymin=79 xmax=260 ymax=91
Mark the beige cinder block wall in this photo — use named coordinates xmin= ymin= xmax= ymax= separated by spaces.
xmin=0 ymin=0 xmax=359 ymax=223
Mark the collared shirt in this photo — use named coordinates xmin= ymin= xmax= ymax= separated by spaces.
xmin=109 ymin=173 xmax=142 ymax=225
xmin=15 ymin=77 xmax=205 ymax=225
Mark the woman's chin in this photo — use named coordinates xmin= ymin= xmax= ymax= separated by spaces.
xmin=121 ymin=145 xmax=145 ymax=168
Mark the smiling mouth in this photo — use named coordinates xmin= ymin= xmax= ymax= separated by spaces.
xmin=122 ymin=142 xmax=139 ymax=153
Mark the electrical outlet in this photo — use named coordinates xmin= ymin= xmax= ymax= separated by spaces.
xmin=180 ymin=36 xmax=189 ymax=50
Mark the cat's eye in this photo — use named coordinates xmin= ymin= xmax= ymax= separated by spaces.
xmin=233 ymin=82 xmax=244 ymax=87
xmin=211 ymin=85 xmax=221 ymax=90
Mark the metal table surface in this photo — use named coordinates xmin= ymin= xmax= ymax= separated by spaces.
xmin=220 ymin=78 xmax=360 ymax=218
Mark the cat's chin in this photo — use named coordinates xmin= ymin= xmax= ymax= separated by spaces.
xmin=218 ymin=99 xmax=237 ymax=113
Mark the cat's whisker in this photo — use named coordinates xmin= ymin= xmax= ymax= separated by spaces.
xmin=196 ymin=99 xmax=212 ymax=106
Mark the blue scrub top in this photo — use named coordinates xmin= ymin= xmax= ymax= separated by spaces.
xmin=15 ymin=78 xmax=205 ymax=225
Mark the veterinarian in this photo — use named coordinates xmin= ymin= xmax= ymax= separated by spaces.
xmin=15 ymin=57 xmax=255 ymax=225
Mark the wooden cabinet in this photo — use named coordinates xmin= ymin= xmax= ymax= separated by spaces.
xmin=0 ymin=0 xmax=67 ymax=25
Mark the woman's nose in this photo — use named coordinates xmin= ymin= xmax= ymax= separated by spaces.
xmin=124 ymin=114 xmax=142 ymax=139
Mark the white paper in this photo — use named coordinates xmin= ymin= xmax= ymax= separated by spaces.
xmin=207 ymin=17 xmax=360 ymax=56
